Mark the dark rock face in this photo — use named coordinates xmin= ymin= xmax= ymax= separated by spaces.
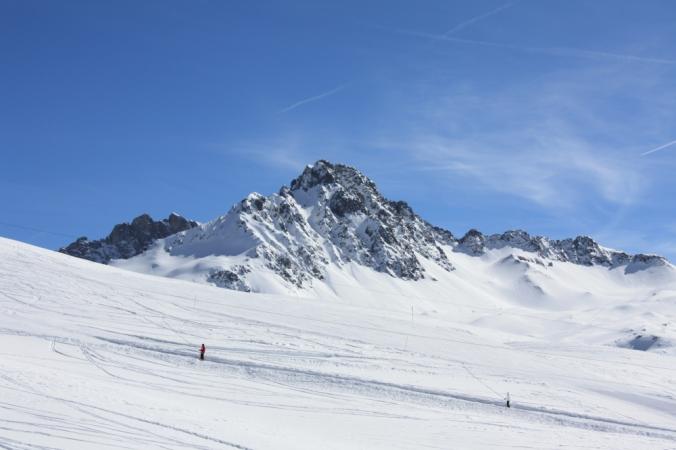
xmin=160 ymin=160 xmax=457 ymax=291
xmin=207 ymin=266 xmax=251 ymax=292
xmin=287 ymin=160 xmax=455 ymax=281
xmin=243 ymin=191 xmax=328 ymax=287
xmin=59 ymin=213 xmax=197 ymax=263
xmin=625 ymin=253 xmax=668 ymax=274
xmin=328 ymin=190 xmax=365 ymax=217
xmin=457 ymin=229 xmax=486 ymax=256
xmin=454 ymin=228 xmax=668 ymax=273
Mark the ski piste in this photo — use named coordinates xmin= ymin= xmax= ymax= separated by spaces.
xmin=1 ymin=236 xmax=676 ymax=449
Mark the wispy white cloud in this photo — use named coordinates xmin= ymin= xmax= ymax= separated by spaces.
xmin=279 ymin=84 xmax=347 ymax=113
xmin=205 ymin=134 xmax=310 ymax=172
xmin=234 ymin=139 xmax=307 ymax=170
xmin=641 ymin=139 xmax=676 ymax=156
xmin=380 ymin=130 xmax=642 ymax=209
xmin=395 ymin=29 xmax=676 ymax=65
xmin=365 ymin=65 xmax=674 ymax=212
xmin=442 ymin=2 xmax=515 ymax=36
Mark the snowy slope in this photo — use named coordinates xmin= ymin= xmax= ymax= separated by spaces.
xmin=2 ymin=236 xmax=676 ymax=449
xmin=113 ymin=236 xmax=676 ymax=353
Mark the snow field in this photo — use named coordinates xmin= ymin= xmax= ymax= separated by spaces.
xmin=1 ymin=237 xmax=676 ymax=449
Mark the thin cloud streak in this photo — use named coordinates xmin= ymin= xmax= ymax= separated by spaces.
xmin=407 ymin=140 xmax=640 ymax=208
xmin=397 ymin=29 xmax=676 ymax=65
xmin=443 ymin=2 xmax=515 ymax=36
xmin=641 ymin=139 xmax=676 ymax=156
xmin=365 ymin=67 xmax=663 ymax=210
xmin=279 ymin=84 xmax=347 ymax=113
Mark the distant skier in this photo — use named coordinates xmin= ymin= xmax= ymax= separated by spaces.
xmin=199 ymin=343 xmax=206 ymax=360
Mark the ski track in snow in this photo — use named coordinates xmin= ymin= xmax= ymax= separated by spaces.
xmin=2 ymin=237 xmax=676 ymax=449
xmin=64 ymin=338 xmax=676 ymax=438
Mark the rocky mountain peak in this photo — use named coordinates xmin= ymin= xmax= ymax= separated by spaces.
xmin=284 ymin=160 xmax=454 ymax=281
xmin=60 ymin=213 xmax=197 ymax=264
xmin=158 ymin=160 xmax=455 ymax=291
xmin=457 ymin=229 xmax=486 ymax=255
xmin=454 ymin=228 xmax=667 ymax=273
xmin=289 ymin=160 xmax=377 ymax=194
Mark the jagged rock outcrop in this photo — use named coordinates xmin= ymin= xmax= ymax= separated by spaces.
xmin=455 ymin=228 xmax=667 ymax=274
xmin=163 ymin=161 xmax=456 ymax=289
xmin=59 ymin=213 xmax=197 ymax=263
xmin=207 ymin=266 xmax=252 ymax=292
xmin=456 ymin=229 xmax=486 ymax=255
xmin=287 ymin=161 xmax=455 ymax=280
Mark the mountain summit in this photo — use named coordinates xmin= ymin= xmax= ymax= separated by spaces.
xmin=157 ymin=160 xmax=455 ymax=291
xmin=61 ymin=160 xmax=670 ymax=293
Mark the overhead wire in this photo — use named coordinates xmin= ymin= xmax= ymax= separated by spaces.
xmin=0 ymin=221 xmax=79 ymax=239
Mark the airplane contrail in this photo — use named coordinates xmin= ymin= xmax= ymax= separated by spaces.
xmin=641 ymin=139 xmax=676 ymax=156
xmin=443 ymin=2 xmax=515 ymax=36
xmin=396 ymin=29 xmax=676 ymax=65
xmin=280 ymin=84 xmax=346 ymax=113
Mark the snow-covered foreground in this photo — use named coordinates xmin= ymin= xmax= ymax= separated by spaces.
xmin=2 ymin=237 xmax=676 ymax=449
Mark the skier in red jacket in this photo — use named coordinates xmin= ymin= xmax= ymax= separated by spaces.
xmin=199 ymin=343 xmax=206 ymax=360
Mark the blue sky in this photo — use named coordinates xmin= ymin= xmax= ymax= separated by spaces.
xmin=2 ymin=0 xmax=676 ymax=260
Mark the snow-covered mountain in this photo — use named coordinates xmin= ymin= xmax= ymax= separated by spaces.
xmin=61 ymin=160 xmax=672 ymax=296
xmin=456 ymin=229 xmax=668 ymax=273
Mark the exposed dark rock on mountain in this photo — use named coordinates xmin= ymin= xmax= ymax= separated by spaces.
xmin=59 ymin=213 xmax=197 ymax=263
xmin=286 ymin=161 xmax=456 ymax=280
xmin=456 ymin=228 xmax=667 ymax=274
xmin=207 ymin=266 xmax=252 ymax=292
xmin=160 ymin=160 xmax=456 ymax=289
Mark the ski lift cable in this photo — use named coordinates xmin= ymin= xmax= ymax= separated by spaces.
xmin=0 ymin=221 xmax=79 ymax=239
xmin=461 ymin=363 xmax=504 ymax=401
